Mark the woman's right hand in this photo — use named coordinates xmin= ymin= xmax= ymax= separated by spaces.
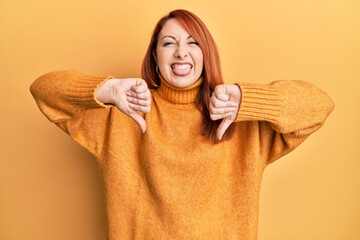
xmin=96 ymin=78 xmax=151 ymax=133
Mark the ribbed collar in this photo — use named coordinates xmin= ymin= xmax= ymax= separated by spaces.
xmin=156 ymin=74 xmax=203 ymax=104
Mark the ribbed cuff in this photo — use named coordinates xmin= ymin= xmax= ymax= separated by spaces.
xmin=235 ymin=82 xmax=284 ymax=123
xmin=93 ymin=77 xmax=114 ymax=108
xmin=63 ymin=70 xmax=113 ymax=109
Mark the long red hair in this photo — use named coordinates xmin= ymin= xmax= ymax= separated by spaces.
xmin=141 ymin=9 xmax=234 ymax=142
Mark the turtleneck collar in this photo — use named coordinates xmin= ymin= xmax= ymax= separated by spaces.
xmin=156 ymin=74 xmax=203 ymax=104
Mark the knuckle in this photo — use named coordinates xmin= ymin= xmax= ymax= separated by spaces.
xmin=210 ymin=108 xmax=217 ymax=115
xmin=135 ymin=87 xmax=143 ymax=93
xmin=211 ymin=99 xmax=218 ymax=106
xmin=209 ymin=105 xmax=214 ymax=112
xmin=214 ymin=85 xmax=223 ymax=95
xmin=213 ymin=100 xmax=221 ymax=108
xmin=211 ymin=98 xmax=216 ymax=106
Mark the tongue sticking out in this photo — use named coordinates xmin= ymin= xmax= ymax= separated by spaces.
xmin=172 ymin=64 xmax=192 ymax=76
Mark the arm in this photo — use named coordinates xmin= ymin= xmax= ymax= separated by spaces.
xmin=236 ymin=80 xmax=334 ymax=133
xmin=237 ymin=80 xmax=334 ymax=164
xmin=30 ymin=70 xmax=114 ymax=158
xmin=210 ymin=80 xmax=334 ymax=164
xmin=30 ymin=70 xmax=111 ymax=123
xmin=30 ymin=70 xmax=151 ymax=157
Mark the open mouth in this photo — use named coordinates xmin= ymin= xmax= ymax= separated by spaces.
xmin=171 ymin=63 xmax=193 ymax=76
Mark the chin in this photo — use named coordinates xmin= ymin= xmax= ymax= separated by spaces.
xmin=178 ymin=74 xmax=198 ymax=83
xmin=174 ymin=79 xmax=197 ymax=88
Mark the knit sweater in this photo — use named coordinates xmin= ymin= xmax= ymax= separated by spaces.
xmin=30 ymin=70 xmax=334 ymax=240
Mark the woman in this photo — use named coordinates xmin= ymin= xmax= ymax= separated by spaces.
xmin=31 ymin=9 xmax=334 ymax=240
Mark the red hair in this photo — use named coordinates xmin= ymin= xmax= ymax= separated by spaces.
xmin=141 ymin=9 xmax=235 ymax=142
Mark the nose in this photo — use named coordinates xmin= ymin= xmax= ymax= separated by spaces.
xmin=174 ymin=44 xmax=188 ymax=58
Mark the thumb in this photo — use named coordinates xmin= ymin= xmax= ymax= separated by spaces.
xmin=129 ymin=112 xmax=147 ymax=133
xmin=216 ymin=89 xmax=230 ymax=102
xmin=217 ymin=93 xmax=229 ymax=102
xmin=217 ymin=118 xmax=233 ymax=140
xmin=215 ymin=85 xmax=230 ymax=102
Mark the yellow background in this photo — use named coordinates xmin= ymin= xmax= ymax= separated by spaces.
xmin=1 ymin=0 xmax=359 ymax=239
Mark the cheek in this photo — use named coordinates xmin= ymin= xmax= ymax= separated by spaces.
xmin=156 ymin=49 xmax=172 ymax=65
xmin=194 ymin=48 xmax=203 ymax=61
xmin=195 ymin=51 xmax=204 ymax=69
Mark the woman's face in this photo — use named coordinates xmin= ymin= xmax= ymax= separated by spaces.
xmin=155 ymin=19 xmax=204 ymax=88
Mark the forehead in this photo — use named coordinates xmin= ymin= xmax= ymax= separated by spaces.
xmin=158 ymin=19 xmax=190 ymax=38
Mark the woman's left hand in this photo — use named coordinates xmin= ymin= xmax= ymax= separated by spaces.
xmin=209 ymin=84 xmax=241 ymax=140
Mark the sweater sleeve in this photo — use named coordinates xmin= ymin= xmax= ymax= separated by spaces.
xmin=235 ymin=80 xmax=334 ymax=165
xmin=30 ymin=70 xmax=116 ymax=158
xmin=30 ymin=70 xmax=112 ymax=122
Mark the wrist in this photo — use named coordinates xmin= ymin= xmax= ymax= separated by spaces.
xmin=96 ymin=78 xmax=116 ymax=105
xmin=235 ymin=84 xmax=242 ymax=104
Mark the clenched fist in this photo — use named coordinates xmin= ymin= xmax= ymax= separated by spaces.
xmin=96 ymin=78 xmax=151 ymax=133
xmin=209 ymin=84 xmax=241 ymax=140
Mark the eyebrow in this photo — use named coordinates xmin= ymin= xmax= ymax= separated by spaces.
xmin=160 ymin=35 xmax=193 ymax=41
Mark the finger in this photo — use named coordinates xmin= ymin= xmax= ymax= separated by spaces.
xmin=136 ymin=78 xmax=147 ymax=87
xmin=210 ymin=112 xmax=232 ymax=121
xmin=210 ymin=97 xmax=238 ymax=108
xmin=209 ymin=106 xmax=237 ymax=115
xmin=132 ymin=79 xmax=148 ymax=93
xmin=126 ymin=96 xmax=151 ymax=107
xmin=129 ymin=112 xmax=147 ymax=133
xmin=217 ymin=118 xmax=233 ymax=140
xmin=214 ymin=86 xmax=230 ymax=102
xmin=209 ymin=99 xmax=238 ymax=112
xmin=126 ymin=90 xmax=151 ymax=100
xmin=129 ymin=103 xmax=151 ymax=113
xmin=131 ymin=85 xmax=147 ymax=94
xmin=217 ymin=93 xmax=229 ymax=102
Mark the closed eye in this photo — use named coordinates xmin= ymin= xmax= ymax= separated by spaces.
xmin=189 ymin=41 xmax=199 ymax=46
xmin=163 ymin=42 xmax=176 ymax=47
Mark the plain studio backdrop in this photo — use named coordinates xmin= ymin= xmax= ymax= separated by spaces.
xmin=0 ymin=0 xmax=359 ymax=239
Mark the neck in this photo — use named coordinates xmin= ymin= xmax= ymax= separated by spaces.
xmin=156 ymin=75 xmax=203 ymax=104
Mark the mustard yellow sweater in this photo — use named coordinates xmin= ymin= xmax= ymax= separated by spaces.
xmin=30 ymin=70 xmax=334 ymax=240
